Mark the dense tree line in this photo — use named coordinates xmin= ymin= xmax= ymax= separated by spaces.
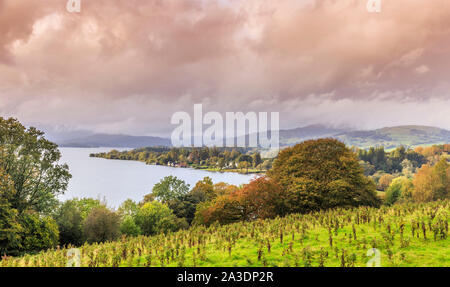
xmin=384 ymin=158 xmax=450 ymax=205
xmin=357 ymin=146 xmax=427 ymax=176
xmin=90 ymin=146 xmax=270 ymax=173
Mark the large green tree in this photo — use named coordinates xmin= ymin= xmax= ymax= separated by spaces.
xmin=18 ymin=213 xmax=59 ymax=253
xmin=0 ymin=118 xmax=71 ymax=214
xmin=151 ymin=176 xmax=190 ymax=203
xmin=268 ymin=138 xmax=380 ymax=213
xmin=0 ymin=167 xmax=22 ymax=255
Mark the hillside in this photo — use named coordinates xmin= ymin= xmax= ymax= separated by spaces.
xmin=2 ymin=200 xmax=449 ymax=267
xmin=279 ymin=124 xmax=347 ymax=146
xmin=49 ymin=125 xmax=450 ymax=150
xmin=236 ymin=125 xmax=450 ymax=150
xmin=57 ymin=133 xmax=171 ymax=148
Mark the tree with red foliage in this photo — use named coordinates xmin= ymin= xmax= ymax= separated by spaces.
xmin=236 ymin=177 xmax=288 ymax=220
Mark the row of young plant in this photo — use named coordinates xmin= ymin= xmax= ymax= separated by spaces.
xmin=1 ymin=200 xmax=448 ymax=267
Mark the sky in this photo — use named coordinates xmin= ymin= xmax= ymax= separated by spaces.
xmin=1 ymin=0 xmax=450 ymax=136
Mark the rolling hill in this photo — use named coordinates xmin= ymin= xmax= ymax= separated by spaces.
xmin=50 ymin=125 xmax=450 ymax=150
xmin=334 ymin=125 xmax=450 ymax=150
xmin=279 ymin=124 xmax=347 ymax=146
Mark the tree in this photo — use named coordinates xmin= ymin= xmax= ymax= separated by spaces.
xmin=190 ymin=177 xmax=215 ymax=202
xmin=117 ymin=199 xmax=139 ymax=218
xmin=151 ymin=176 xmax=190 ymax=203
xmin=193 ymin=195 xmax=243 ymax=226
xmin=238 ymin=161 xmax=250 ymax=173
xmin=238 ymin=154 xmax=252 ymax=173
xmin=217 ymin=158 xmax=225 ymax=170
xmin=212 ymin=182 xmax=239 ymax=198
xmin=432 ymin=158 xmax=449 ymax=200
xmin=401 ymin=159 xmax=415 ymax=178
xmin=135 ymin=202 xmax=178 ymax=236
xmin=359 ymin=160 xmax=375 ymax=176
xmin=261 ymin=160 xmax=272 ymax=171
xmin=71 ymin=198 xmax=102 ymax=220
xmin=0 ymin=167 xmax=22 ymax=255
xmin=120 ymin=216 xmax=141 ymax=237
xmin=237 ymin=177 xmax=288 ymax=220
xmin=18 ymin=212 xmax=59 ymax=252
xmin=252 ymin=152 xmax=262 ymax=169
xmin=378 ymin=174 xmax=394 ymax=191
xmin=54 ymin=200 xmax=83 ymax=247
xmin=165 ymin=178 xmax=214 ymax=225
xmin=268 ymin=139 xmax=380 ymax=212
xmin=412 ymin=165 xmax=435 ymax=203
xmin=83 ymin=207 xmax=120 ymax=243
xmin=0 ymin=118 xmax=71 ymax=214
xmin=385 ymin=177 xmax=414 ymax=205
xmin=412 ymin=159 xmax=449 ymax=203
xmin=194 ymin=177 xmax=288 ymax=225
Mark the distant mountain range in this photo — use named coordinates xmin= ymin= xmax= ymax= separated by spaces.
xmin=55 ymin=134 xmax=171 ymax=148
xmin=45 ymin=125 xmax=450 ymax=150
xmin=279 ymin=124 xmax=347 ymax=146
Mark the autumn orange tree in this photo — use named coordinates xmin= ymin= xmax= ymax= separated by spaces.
xmin=193 ymin=177 xmax=286 ymax=225
xmin=378 ymin=174 xmax=394 ymax=191
xmin=412 ymin=158 xmax=449 ymax=203
xmin=236 ymin=177 xmax=288 ymax=220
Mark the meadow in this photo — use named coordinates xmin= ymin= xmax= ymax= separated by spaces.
xmin=2 ymin=200 xmax=448 ymax=267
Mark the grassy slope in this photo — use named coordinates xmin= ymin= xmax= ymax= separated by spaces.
xmin=2 ymin=200 xmax=449 ymax=267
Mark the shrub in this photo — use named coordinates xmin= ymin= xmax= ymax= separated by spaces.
xmin=237 ymin=177 xmax=288 ymax=220
xmin=385 ymin=177 xmax=413 ymax=205
xmin=194 ymin=195 xmax=243 ymax=226
xmin=119 ymin=216 xmax=141 ymax=237
xmin=135 ymin=202 xmax=178 ymax=236
xmin=54 ymin=200 xmax=84 ymax=246
xmin=83 ymin=207 xmax=120 ymax=243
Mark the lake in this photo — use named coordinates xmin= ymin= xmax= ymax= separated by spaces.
xmin=59 ymin=148 xmax=255 ymax=208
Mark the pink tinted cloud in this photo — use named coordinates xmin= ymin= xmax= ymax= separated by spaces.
xmin=0 ymin=0 xmax=450 ymax=134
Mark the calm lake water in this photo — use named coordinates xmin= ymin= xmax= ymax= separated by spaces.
xmin=59 ymin=148 xmax=255 ymax=208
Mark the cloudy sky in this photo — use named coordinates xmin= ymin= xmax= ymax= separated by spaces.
xmin=1 ymin=0 xmax=450 ymax=136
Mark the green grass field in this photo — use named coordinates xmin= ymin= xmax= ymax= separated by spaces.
xmin=1 ymin=200 xmax=448 ymax=267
